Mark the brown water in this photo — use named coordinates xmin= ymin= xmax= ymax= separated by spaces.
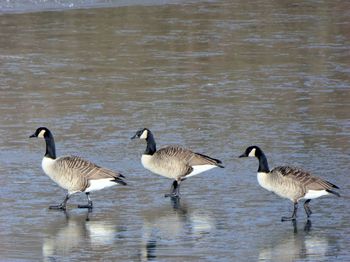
xmin=1 ymin=0 xmax=350 ymax=261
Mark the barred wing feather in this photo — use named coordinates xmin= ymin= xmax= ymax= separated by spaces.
xmin=56 ymin=156 xmax=126 ymax=186
xmin=156 ymin=146 xmax=223 ymax=167
xmin=272 ymin=166 xmax=338 ymax=191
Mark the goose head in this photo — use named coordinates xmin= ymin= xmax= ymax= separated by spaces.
xmin=131 ymin=128 xmax=150 ymax=140
xmin=239 ymin=145 xmax=262 ymax=158
xmin=29 ymin=127 xmax=52 ymax=139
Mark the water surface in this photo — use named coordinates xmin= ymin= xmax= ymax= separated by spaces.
xmin=0 ymin=0 xmax=350 ymax=261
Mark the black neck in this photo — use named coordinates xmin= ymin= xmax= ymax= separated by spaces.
xmin=44 ymin=135 xmax=56 ymax=159
xmin=257 ymin=150 xmax=270 ymax=173
xmin=144 ymin=132 xmax=156 ymax=155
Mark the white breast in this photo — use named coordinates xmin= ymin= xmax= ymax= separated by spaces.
xmin=42 ymin=157 xmax=57 ymax=177
xmin=141 ymin=154 xmax=153 ymax=171
xmin=141 ymin=154 xmax=164 ymax=176
xmin=41 ymin=157 xmax=67 ymax=190
xmin=257 ymin=172 xmax=274 ymax=192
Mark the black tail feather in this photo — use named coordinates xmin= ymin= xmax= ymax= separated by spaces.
xmin=332 ymin=184 xmax=340 ymax=189
xmin=325 ymin=179 xmax=340 ymax=189
xmin=114 ymin=176 xmax=127 ymax=186
xmin=326 ymin=189 xmax=340 ymax=197
xmin=195 ymin=152 xmax=224 ymax=168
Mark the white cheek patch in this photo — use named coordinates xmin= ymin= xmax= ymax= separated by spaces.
xmin=248 ymin=148 xmax=256 ymax=157
xmin=38 ymin=129 xmax=46 ymax=138
xmin=140 ymin=129 xmax=148 ymax=139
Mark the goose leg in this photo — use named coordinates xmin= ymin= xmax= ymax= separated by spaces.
xmin=165 ymin=180 xmax=180 ymax=198
xmin=303 ymin=199 xmax=312 ymax=217
xmin=78 ymin=192 xmax=93 ymax=209
xmin=49 ymin=194 xmax=70 ymax=210
xmin=281 ymin=202 xmax=298 ymax=222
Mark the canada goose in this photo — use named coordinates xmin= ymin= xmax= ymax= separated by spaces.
xmin=131 ymin=128 xmax=224 ymax=198
xmin=29 ymin=127 xmax=126 ymax=210
xmin=239 ymin=146 xmax=340 ymax=221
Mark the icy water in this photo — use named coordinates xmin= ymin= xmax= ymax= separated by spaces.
xmin=1 ymin=0 xmax=350 ymax=261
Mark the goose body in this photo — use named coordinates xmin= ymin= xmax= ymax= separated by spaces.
xmin=41 ymin=156 xmax=125 ymax=194
xmin=240 ymin=146 xmax=340 ymax=221
xmin=257 ymin=166 xmax=334 ymax=202
xmin=132 ymin=128 xmax=224 ymax=198
xmin=141 ymin=146 xmax=220 ymax=180
xmin=30 ymin=127 xmax=126 ymax=210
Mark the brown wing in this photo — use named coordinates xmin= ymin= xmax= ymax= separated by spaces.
xmin=156 ymin=145 xmax=223 ymax=167
xmin=56 ymin=156 xmax=126 ymax=186
xmin=271 ymin=166 xmax=338 ymax=191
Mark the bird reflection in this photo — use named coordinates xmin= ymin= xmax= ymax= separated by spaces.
xmin=304 ymin=219 xmax=312 ymax=232
xmin=42 ymin=211 xmax=120 ymax=261
xmin=140 ymin=198 xmax=216 ymax=261
xmin=258 ymin=220 xmax=335 ymax=261
xmin=170 ymin=197 xmax=181 ymax=210
xmin=291 ymin=219 xmax=312 ymax=233
xmin=42 ymin=212 xmax=88 ymax=261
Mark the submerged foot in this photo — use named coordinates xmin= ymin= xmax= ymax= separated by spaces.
xmin=165 ymin=180 xmax=180 ymax=199
xmin=78 ymin=202 xmax=93 ymax=209
xmin=49 ymin=204 xmax=66 ymax=210
xmin=281 ymin=216 xmax=296 ymax=222
xmin=78 ymin=204 xmax=93 ymax=209
xmin=164 ymin=193 xmax=180 ymax=199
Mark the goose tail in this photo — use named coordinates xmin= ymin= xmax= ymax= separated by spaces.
xmin=114 ymin=175 xmax=127 ymax=186
xmin=326 ymin=189 xmax=340 ymax=197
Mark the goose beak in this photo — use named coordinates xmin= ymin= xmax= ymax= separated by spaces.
xmin=239 ymin=153 xmax=247 ymax=158
xmin=29 ymin=134 xmax=36 ymax=138
xmin=130 ymin=134 xmax=137 ymax=140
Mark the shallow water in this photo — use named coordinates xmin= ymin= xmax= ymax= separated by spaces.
xmin=0 ymin=0 xmax=350 ymax=261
